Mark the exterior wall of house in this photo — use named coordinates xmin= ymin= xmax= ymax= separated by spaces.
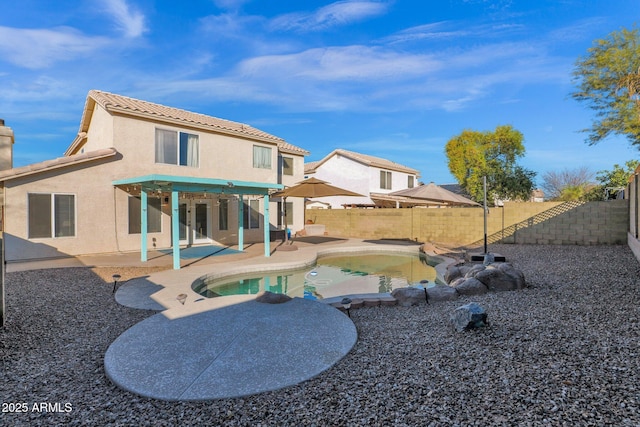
xmin=306 ymin=153 xmax=418 ymax=208
xmin=3 ymin=159 xmax=121 ymax=261
xmin=368 ymin=167 xmax=416 ymax=193
xmin=82 ymin=106 xmax=114 ymax=153
xmin=307 ymin=155 xmax=374 ymax=208
xmin=3 ymin=103 xmax=306 ymax=262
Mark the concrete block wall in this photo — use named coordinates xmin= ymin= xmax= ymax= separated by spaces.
xmin=307 ymin=200 xmax=629 ymax=247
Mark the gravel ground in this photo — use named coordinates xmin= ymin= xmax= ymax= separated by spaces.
xmin=1 ymin=244 xmax=639 ymax=426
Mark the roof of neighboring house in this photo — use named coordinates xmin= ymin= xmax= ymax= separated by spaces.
xmin=65 ymin=90 xmax=309 ymax=157
xmin=305 ymin=149 xmax=419 ymax=175
xmin=0 ymin=148 xmax=118 ymax=182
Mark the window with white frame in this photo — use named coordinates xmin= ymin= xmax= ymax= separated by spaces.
xmin=155 ymin=128 xmax=199 ymax=167
xmin=28 ymin=193 xmax=76 ymax=238
xmin=253 ymin=145 xmax=272 ymax=169
xmin=128 ymin=196 xmax=162 ymax=234
xmin=408 ymin=176 xmax=415 ymax=188
xmin=380 ymin=170 xmax=392 ymax=190
xmin=243 ymin=199 xmax=260 ymax=229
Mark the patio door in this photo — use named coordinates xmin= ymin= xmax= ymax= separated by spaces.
xmin=178 ymin=199 xmax=212 ymax=245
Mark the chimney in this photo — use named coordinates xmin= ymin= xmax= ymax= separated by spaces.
xmin=0 ymin=119 xmax=14 ymax=171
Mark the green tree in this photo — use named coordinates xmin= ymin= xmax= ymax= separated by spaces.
xmin=586 ymin=159 xmax=640 ymax=200
xmin=445 ymin=125 xmax=536 ymax=203
xmin=572 ymin=27 xmax=640 ymax=147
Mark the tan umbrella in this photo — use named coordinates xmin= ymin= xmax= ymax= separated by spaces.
xmin=272 ymin=177 xmax=364 ymax=243
xmin=272 ymin=177 xmax=364 ymax=198
xmin=389 ymin=182 xmax=480 ymax=206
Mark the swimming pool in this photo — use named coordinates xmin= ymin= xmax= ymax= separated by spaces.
xmin=192 ymin=252 xmax=438 ymax=300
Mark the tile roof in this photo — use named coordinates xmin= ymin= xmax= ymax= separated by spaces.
xmin=311 ymin=149 xmax=419 ymax=175
xmin=0 ymin=148 xmax=118 ymax=182
xmin=72 ymin=90 xmax=308 ymax=156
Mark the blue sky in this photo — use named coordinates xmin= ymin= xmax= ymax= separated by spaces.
xmin=1 ymin=0 xmax=638 ymax=185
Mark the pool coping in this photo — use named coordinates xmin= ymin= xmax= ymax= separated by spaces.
xmin=121 ymin=240 xmax=457 ymax=318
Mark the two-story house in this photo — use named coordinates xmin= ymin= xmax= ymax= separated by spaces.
xmin=0 ymin=90 xmax=308 ymax=268
xmin=304 ymin=149 xmax=420 ymax=208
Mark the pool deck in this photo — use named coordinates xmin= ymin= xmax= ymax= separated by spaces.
xmin=7 ymin=237 xmax=454 ymax=401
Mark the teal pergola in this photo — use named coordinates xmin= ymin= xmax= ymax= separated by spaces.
xmin=112 ymin=174 xmax=284 ymax=270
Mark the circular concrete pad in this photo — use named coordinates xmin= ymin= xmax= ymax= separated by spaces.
xmin=115 ymin=279 xmax=165 ymax=311
xmin=104 ymin=297 xmax=357 ymax=400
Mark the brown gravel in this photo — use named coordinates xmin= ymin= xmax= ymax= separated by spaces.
xmin=1 ymin=244 xmax=639 ymax=426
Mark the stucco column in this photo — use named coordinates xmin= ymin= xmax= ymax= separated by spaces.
xmin=238 ymin=196 xmax=244 ymax=251
xmin=0 ymin=119 xmax=14 ymax=172
xmin=140 ymin=189 xmax=148 ymax=262
xmin=171 ymin=190 xmax=180 ymax=270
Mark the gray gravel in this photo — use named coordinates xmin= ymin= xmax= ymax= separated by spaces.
xmin=1 ymin=244 xmax=639 ymax=426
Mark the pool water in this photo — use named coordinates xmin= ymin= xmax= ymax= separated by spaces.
xmin=192 ymin=253 xmax=437 ymax=300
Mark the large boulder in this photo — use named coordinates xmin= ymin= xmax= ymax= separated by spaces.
xmin=426 ymin=285 xmax=459 ymax=302
xmin=391 ymin=287 xmax=427 ymax=307
xmin=495 ymin=262 xmax=526 ymax=289
xmin=474 ymin=266 xmax=518 ymax=291
xmin=452 ymin=277 xmax=488 ymax=296
xmin=450 ymin=302 xmax=488 ymax=332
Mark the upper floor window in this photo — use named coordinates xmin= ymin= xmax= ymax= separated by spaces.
xmin=380 ymin=170 xmax=392 ymax=190
xmin=253 ymin=145 xmax=272 ymax=169
xmin=281 ymin=156 xmax=293 ymax=176
xmin=155 ymin=129 xmax=199 ymax=167
xmin=28 ymin=193 xmax=75 ymax=238
xmin=408 ymin=176 xmax=415 ymax=188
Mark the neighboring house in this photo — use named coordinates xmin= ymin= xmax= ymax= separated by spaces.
xmin=304 ymin=149 xmax=420 ymax=208
xmin=0 ymin=90 xmax=308 ymax=267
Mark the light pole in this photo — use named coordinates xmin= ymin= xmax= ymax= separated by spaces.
xmin=483 ymin=176 xmax=488 ymax=254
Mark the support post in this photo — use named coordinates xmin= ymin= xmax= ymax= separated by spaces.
xmin=171 ymin=190 xmax=180 ymax=270
xmin=238 ymin=196 xmax=244 ymax=251
xmin=141 ymin=189 xmax=148 ymax=262
xmin=483 ymin=176 xmax=488 ymax=254
xmin=263 ymin=194 xmax=270 ymax=257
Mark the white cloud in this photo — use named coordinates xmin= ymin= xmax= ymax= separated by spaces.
xmin=101 ymin=0 xmax=147 ymax=38
xmin=237 ymin=46 xmax=441 ymax=82
xmin=270 ymin=1 xmax=389 ymax=32
xmin=0 ymin=26 xmax=110 ymax=69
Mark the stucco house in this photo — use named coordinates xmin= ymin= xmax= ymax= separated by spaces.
xmin=304 ymin=149 xmax=420 ymax=208
xmin=0 ymin=90 xmax=308 ymax=268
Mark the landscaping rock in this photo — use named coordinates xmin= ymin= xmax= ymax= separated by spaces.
xmin=391 ymin=287 xmax=427 ymax=306
xmin=495 ymin=262 xmax=526 ymax=289
xmin=451 ymin=302 xmax=488 ymax=332
xmin=255 ymin=291 xmax=292 ymax=304
xmin=453 ymin=277 xmax=488 ymax=296
xmin=475 ymin=266 xmax=519 ymax=291
xmin=426 ymin=284 xmax=459 ymax=302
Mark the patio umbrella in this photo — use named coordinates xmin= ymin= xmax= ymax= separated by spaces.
xmin=272 ymin=177 xmax=364 ymax=198
xmin=389 ymin=182 xmax=480 ymax=206
xmin=272 ymin=177 xmax=364 ymax=243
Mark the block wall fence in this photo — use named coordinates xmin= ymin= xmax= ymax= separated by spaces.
xmin=305 ymin=200 xmax=629 ymax=248
xmin=628 ymin=170 xmax=640 ymax=262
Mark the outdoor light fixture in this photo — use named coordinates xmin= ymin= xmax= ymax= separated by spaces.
xmin=112 ymin=274 xmax=122 ymax=294
xmin=227 ymin=181 xmax=235 ymax=188
xmin=341 ymin=297 xmax=352 ymax=318
xmin=420 ymin=279 xmax=430 ymax=303
xmin=177 ymin=293 xmax=187 ymax=305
